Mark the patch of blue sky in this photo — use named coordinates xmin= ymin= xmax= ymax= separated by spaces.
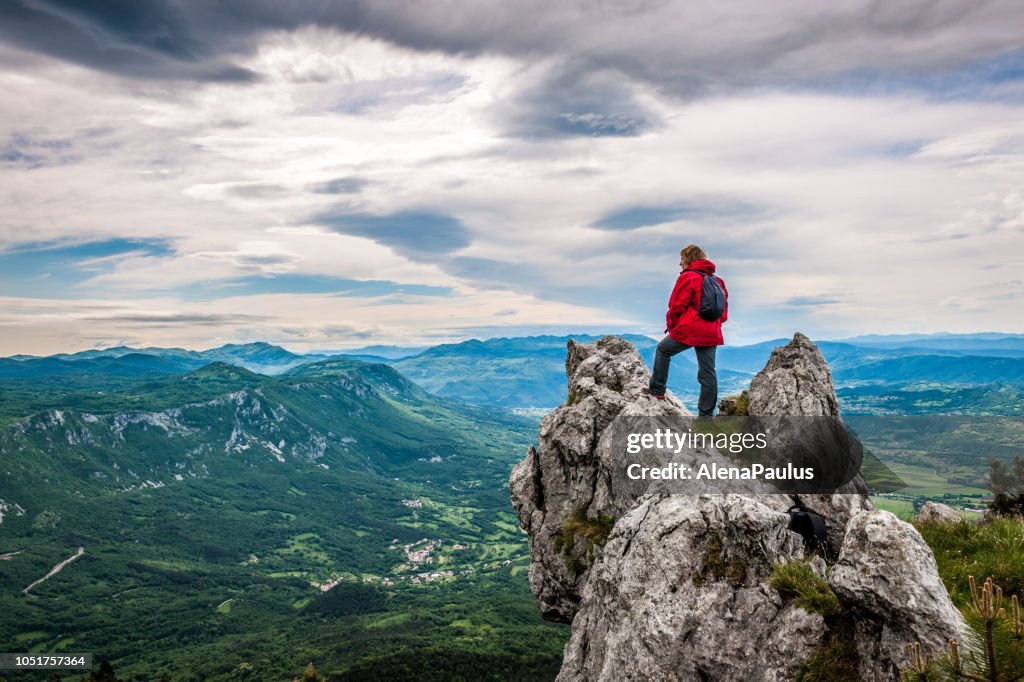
xmin=318 ymin=210 xmax=470 ymax=258
xmin=550 ymin=111 xmax=647 ymax=137
xmin=802 ymin=48 xmax=1024 ymax=103
xmin=0 ymin=237 xmax=174 ymax=297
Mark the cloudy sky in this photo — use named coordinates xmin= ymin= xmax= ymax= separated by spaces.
xmin=2 ymin=0 xmax=1024 ymax=355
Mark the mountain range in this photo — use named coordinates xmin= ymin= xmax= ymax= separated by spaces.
xmin=5 ymin=333 xmax=1024 ymax=415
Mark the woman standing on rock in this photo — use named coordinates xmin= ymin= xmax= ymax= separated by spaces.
xmin=643 ymin=244 xmax=728 ymax=416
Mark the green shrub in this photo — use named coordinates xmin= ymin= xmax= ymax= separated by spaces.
xmin=988 ymin=454 xmax=1024 ymax=519
xmin=553 ymin=508 xmax=615 ymax=576
xmin=989 ymin=455 xmax=1024 ymax=497
xmin=903 ymin=576 xmax=1024 ymax=682
xmin=989 ymin=493 xmax=1024 ymax=519
xmin=301 ymin=661 xmax=324 ymax=682
xmin=768 ymin=560 xmax=858 ymax=679
xmin=769 ymin=560 xmax=841 ymax=617
xmin=717 ymin=391 xmax=750 ymax=416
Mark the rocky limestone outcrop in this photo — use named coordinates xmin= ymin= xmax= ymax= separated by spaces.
xmin=511 ymin=333 xmax=964 ymax=681
xmin=747 ymin=332 xmax=839 ymax=417
xmin=749 ymin=331 xmax=872 ymax=542
xmin=509 ymin=336 xmax=693 ymax=622
xmin=557 ymin=494 xmax=823 ymax=682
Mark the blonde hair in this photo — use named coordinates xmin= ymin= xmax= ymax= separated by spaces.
xmin=680 ymin=244 xmax=706 ymax=266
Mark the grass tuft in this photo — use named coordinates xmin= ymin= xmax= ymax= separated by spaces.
xmin=916 ymin=517 xmax=1024 ymax=608
xmin=796 ymin=621 xmax=860 ymax=682
xmin=769 ymin=560 xmax=841 ymax=617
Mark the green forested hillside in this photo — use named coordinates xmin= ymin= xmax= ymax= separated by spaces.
xmin=0 ymin=359 xmax=566 ymax=681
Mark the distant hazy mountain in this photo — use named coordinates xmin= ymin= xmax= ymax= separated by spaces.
xmin=843 ymin=332 xmax=1024 ymax=342
xmin=4 ymin=332 xmax=1024 ymax=414
xmin=715 ymin=339 xmax=968 ymax=374
xmin=388 ymin=336 xmax=601 ymax=409
xmin=835 ymin=355 xmax=1024 ymax=386
xmin=0 ymin=351 xmax=203 ymax=378
xmin=10 ymin=344 xmax=204 ymax=362
xmin=315 ymin=344 xmax=433 ymax=359
xmin=376 ymin=333 xmax=1024 ymax=412
xmin=840 ymin=332 xmax=1024 ymax=350
xmin=199 ymin=341 xmax=325 ymax=373
xmin=383 ymin=334 xmax=752 ymax=409
xmin=0 ymin=341 xmax=326 ymax=377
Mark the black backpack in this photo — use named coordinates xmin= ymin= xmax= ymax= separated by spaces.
xmin=694 ymin=271 xmax=726 ymax=321
xmin=786 ymin=504 xmax=828 ymax=550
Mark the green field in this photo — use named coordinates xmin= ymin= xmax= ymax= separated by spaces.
xmin=882 ymin=462 xmax=990 ymax=498
xmin=869 ymin=496 xmax=917 ymax=519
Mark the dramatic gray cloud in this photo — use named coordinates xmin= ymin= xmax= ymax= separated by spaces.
xmin=591 ymin=198 xmax=768 ymax=230
xmin=3 ymin=2 xmax=1024 ymax=354
xmin=6 ymin=1 xmax=1024 ymax=93
xmin=308 ymin=178 xmax=369 ymax=195
xmin=0 ymin=0 xmax=255 ymax=81
xmin=79 ymin=311 xmax=273 ymax=327
xmin=496 ymin=64 xmax=658 ymax=138
xmin=318 ymin=211 xmax=472 ymax=260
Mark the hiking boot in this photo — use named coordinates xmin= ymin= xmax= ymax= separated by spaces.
xmin=641 ymin=388 xmax=666 ymax=401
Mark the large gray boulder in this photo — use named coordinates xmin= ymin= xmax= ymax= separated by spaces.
xmin=829 ymin=510 xmax=965 ymax=681
xmin=917 ymin=501 xmax=964 ymax=524
xmin=511 ymin=333 xmax=964 ymax=682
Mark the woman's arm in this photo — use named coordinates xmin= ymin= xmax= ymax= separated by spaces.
xmin=665 ymin=273 xmax=695 ymax=330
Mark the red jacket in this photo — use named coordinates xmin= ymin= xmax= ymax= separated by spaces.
xmin=665 ymin=258 xmax=728 ymax=346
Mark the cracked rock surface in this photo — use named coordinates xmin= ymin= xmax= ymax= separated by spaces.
xmin=510 ymin=334 xmax=963 ymax=681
